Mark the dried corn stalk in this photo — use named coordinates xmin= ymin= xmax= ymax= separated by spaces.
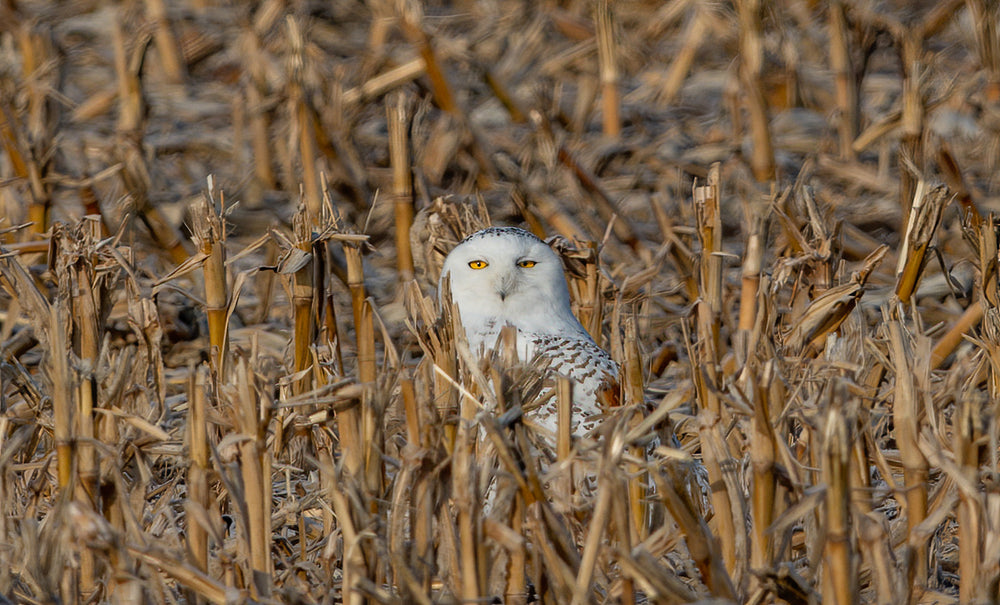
xmin=894 ymin=184 xmax=950 ymax=303
xmin=785 ymin=244 xmax=887 ymax=355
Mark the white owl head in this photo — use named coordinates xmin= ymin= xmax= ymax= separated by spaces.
xmin=439 ymin=227 xmax=577 ymax=342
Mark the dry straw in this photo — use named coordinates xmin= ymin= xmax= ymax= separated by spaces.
xmin=2 ymin=1 xmax=1000 ymax=604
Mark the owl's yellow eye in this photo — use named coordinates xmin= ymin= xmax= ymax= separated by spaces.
xmin=517 ymin=260 xmax=537 ymax=268
xmin=468 ymin=260 xmax=488 ymax=270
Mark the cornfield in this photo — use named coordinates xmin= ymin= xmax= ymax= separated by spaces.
xmin=1 ymin=1 xmax=999 ymax=603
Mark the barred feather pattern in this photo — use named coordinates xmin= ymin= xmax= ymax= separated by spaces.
xmin=525 ymin=332 xmax=619 ymax=436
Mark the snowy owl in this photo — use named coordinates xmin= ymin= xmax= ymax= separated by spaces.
xmin=439 ymin=227 xmax=620 ymax=436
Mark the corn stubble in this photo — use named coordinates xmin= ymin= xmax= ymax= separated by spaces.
xmin=2 ymin=1 xmax=1000 ymax=604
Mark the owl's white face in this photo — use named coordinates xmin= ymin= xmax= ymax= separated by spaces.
xmin=440 ymin=227 xmax=582 ymax=352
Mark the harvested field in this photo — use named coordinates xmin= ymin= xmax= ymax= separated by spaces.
xmin=2 ymin=0 xmax=1000 ymax=603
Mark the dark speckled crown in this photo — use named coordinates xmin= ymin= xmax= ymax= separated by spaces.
xmin=459 ymin=226 xmax=541 ymax=245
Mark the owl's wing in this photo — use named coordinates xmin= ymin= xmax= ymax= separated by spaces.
xmin=527 ymin=333 xmax=621 ymax=436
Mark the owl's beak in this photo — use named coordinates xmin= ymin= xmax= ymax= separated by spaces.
xmin=496 ymin=272 xmax=517 ymax=302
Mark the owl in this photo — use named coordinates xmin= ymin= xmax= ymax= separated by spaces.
xmin=439 ymin=227 xmax=620 ymax=437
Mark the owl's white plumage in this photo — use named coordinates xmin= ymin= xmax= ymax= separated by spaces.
xmin=440 ymin=227 xmax=619 ymax=436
